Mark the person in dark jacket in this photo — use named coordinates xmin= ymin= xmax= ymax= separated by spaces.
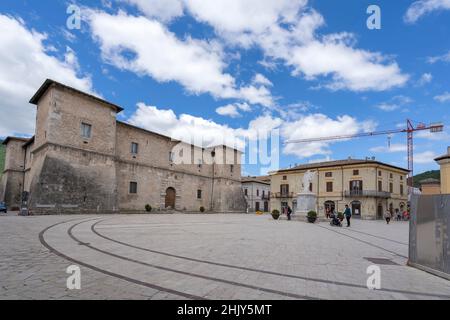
xmin=343 ymin=205 xmax=352 ymax=227
xmin=287 ymin=206 xmax=292 ymax=221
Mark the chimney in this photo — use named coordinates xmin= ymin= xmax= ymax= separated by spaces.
xmin=448 ymin=146 xmax=450 ymax=155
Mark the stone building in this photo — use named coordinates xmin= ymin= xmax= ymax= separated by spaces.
xmin=419 ymin=178 xmax=441 ymax=195
xmin=0 ymin=79 xmax=246 ymax=214
xmin=270 ymin=159 xmax=409 ymax=220
xmin=435 ymin=147 xmax=450 ymax=194
xmin=242 ymin=176 xmax=271 ymax=212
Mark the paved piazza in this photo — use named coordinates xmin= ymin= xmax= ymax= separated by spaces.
xmin=0 ymin=213 xmax=449 ymax=300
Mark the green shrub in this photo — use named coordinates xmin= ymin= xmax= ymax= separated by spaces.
xmin=200 ymin=206 xmax=205 ymax=213
xmin=145 ymin=204 xmax=152 ymax=212
xmin=307 ymin=211 xmax=317 ymax=219
xmin=271 ymin=209 xmax=280 ymax=220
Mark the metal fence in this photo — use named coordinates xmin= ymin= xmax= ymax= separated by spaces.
xmin=409 ymin=194 xmax=450 ymax=280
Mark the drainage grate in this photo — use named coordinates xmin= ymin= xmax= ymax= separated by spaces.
xmin=364 ymin=257 xmax=400 ymax=266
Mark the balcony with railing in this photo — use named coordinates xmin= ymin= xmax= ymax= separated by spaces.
xmin=344 ymin=190 xmax=391 ymax=199
xmin=273 ymin=192 xmax=295 ymax=199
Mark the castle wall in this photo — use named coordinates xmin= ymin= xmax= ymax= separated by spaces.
xmin=28 ymin=144 xmax=118 ymax=214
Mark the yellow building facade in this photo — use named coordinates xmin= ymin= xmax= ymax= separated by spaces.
xmin=270 ymin=159 xmax=409 ymax=220
xmin=435 ymin=147 xmax=450 ymax=194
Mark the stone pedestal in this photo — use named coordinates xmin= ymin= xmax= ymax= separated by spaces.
xmin=292 ymin=193 xmax=317 ymax=221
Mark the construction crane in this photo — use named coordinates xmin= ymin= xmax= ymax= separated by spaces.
xmin=285 ymin=119 xmax=444 ymax=190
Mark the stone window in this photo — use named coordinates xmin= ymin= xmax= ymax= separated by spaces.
xmin=283 ymin=176 xmax=287 ymax=180
xmin=326 ymin=182 xmax=333 ymax=193
xmin=400 ymin=184 xmax=404 ymax=195
xmin=378 ymin=170 xmax=382 ymax=177
xmin=325 ymin=172 xmax=332 ymax=177
xmin=129 ymin=182 xmax=138 ymax=194
xmin=353 ymin=170 xmax=359 ymax=176
xmin=257 ymin=189 xmax=260 ymax=197
xmin=81 ymin=122 xmax=92 ymax=139
xmin=244 ymin=189 xmax=248 ymax=196
xmin=169 ymin=152 xmax=174 ymax=163
xmin=400 ymin=176 xmax=403 ymax=181
xmin=390 ymin=173 xmax=393 ymax=179
xmin=197 ymin=190 xmax=202 ymax=199
xmin=389 ymin=182 xmax=393 ymax=193
xmin=378 ymin=180 xmax=383 ymax=192
xmin=131 ymin=142 xmax=139 ymax=154
xmin=230 ymin=165 xmax=234 ymax=173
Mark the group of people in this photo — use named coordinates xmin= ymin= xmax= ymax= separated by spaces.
xmin=326 ymin=205 xmax=352 ymax=227
xmin=384 ymin=208 xmax=410 ymax=224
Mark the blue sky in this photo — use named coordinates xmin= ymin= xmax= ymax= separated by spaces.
xmin=0 ymin=0 xmax=449 ymax=176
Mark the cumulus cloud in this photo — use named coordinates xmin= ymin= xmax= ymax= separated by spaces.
xmin=404 ymin=0 xmax=450 ymax=24
xmin=88 ymin=10 xmax=274 ymax=107
xmin=118 ymin=0 xmax=408 ymax=92
xmin=120 ymin=0 xmax=184 ymax=22
xmin=127 ymin=103 xmax=373 ymax=159
xmin=216 ymin=102 xmax=251 ymax=118
xmin=280 ymin=114 xmax=376 ymax=158
xmin=0 ymin=14 xmax=93 ymax=137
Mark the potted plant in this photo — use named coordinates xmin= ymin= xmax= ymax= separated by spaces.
xmin=271 ymin=210 xmax=280 ymax=220
xmin=307 ymin=211 xmax=317 ymax=223
xmin=145 ymin=204 xmax=152 ymax=213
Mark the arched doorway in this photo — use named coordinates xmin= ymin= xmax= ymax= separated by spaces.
xmin=165 ymin=187 xmax=176 ymax=209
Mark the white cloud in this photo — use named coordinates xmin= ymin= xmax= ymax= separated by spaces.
xmin=120 ymin=0 xmax=184 ymax=22
xmin=281 ymin=114 xmax=374 ymax=158
xmin=428 ymin=51 xmax=450 ymax=64
xmin=417 ymin=73 xmax=432 ymax=86
xmin=127 ymin=103 xmax=373 ymax=159
xmin=416 ymin=129 xmax=450 ymax=141
xmin=411 ymin=151 xmax=438 ymax=164
xmin=376 ymin=103 xmax=400 ymax=112
xmin=0 ymin=15 xmax=93 ymax=137
xmin=404 ymin=0 xmax=450 ymax=23
xmin=434 ymin=92 xmax=450 ymax=102
xmin=123 ymin=0 xmax=408 ymax=92
xmin=375 ymin=95 xmax=412 ymax=112
xmin=252 ymin=73 xmax=273 ymax=87
xmin=216 ymin=102 xmax=251 ymax=118
xmin=88 ymin=10 xmax=273 ymax=107
xmin=370 ymin=144 xmax=407 ymax=153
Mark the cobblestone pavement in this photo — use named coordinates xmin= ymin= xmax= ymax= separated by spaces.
xmin=0 ymin=213 xmax=449 ymax=300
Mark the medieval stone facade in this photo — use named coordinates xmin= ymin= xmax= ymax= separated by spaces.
xmin=0 ymin=79 xmax=247 ymax=214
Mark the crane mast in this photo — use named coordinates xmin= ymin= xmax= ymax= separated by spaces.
xmin=285 ymin=120 xmax=444 ymax=192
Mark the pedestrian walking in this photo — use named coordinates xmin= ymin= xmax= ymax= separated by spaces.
xmin=395 ymin=208 xmax=401 ymax=221
xmin=343 ymin=204 xmax=352 ymax=227
xmin=287 ymin=206 xmax=292 ymax=221
xmin=385 ymin=209 xmax=392 ymax=224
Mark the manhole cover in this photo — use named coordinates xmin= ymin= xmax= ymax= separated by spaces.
xmin=364 ymin=257 xmax=400 ymax=266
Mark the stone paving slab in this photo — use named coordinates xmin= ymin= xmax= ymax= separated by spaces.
xmin=0 ymin=213 xmax=449 ymax=300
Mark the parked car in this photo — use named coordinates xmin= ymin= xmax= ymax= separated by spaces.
xmin=0 ymin=202 xmax=7 ymax=213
